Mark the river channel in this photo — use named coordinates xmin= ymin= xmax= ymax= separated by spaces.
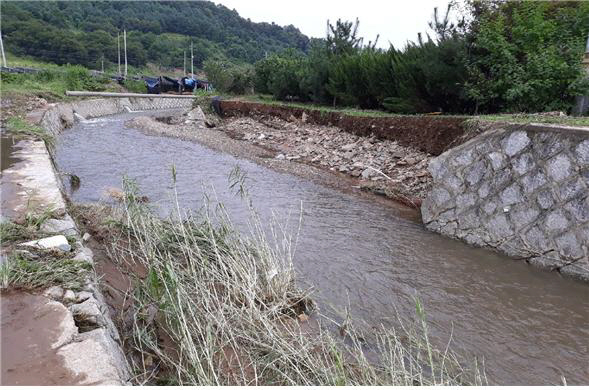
xmin=54 ymin=111 xmax=589 ymax=385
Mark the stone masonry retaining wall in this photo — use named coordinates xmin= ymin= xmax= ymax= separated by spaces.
xmin=421 ymin=124 xmax=589 ymax=282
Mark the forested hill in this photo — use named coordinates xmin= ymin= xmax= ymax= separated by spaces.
xmin=1 ymin=1 xmax=310 ymax=69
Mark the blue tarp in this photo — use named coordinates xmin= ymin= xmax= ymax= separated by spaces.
xmin=144 ymin=77 xmax=160 ymax=94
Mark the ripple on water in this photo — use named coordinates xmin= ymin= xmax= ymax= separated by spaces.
xmin=55 ymin=111 xmax=589 ymax=385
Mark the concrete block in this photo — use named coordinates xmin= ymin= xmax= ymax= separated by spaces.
xmin=564 ymin=197 xmax=589 ymax=223
xmin=487 ymin=151 xmax=506 ymax=170
xmin=521 ymin=169 xmax=547 ymax=193
xmin=465 ymin=160 xmax=487 ymax=186
xmin=554 ymin=232 xmax=584 ymax=259
xmin=575 ymin=139 xmax=589 ymax=164
xmin=500 ymin=183 xmax=523 ymax=206
xmin=544 ymin=210 xmax=570 ymax=234
xmin=485 ymin=213 xmax=514 ymax=241
xmin=512 ymin=152 xmax=535 ymax=175
xmin=57 ymin=328 xmax=129 ymax=385
xmin=557 ymin=177 xmax=585 ymax=202
xmin=536 ymin=189 xmax=555 ymax=210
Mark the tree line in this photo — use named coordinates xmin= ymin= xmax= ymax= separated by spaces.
xmin=248 ymin=1 xmax=589 ymax=114
xmin=1 ymin=1 xmax=309 ymax=69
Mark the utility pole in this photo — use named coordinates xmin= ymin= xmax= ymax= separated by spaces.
xmin=190 ymin=41 xmax=194 ymax=79
xmin=101 ymin=55 xmax=104 ymax=73
xmin=117 ymin=32 xmax=121 ymax=76
xmin=123 ymin=29 xmax=128 ymax=78
xmin=0 ymin=29 xmax=7 ymax=68
xmin=183 ymin=50 xmax=186 ymax=75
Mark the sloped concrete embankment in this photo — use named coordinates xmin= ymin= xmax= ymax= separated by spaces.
xmin=2 ymin=97 xmax=192 ymax=385
xmin=218 ymin=100 xmax=468 ymax=156
xmin=421 ymin=124 xmax=589 ymax=282
xmin=41 ymin=96 xmax=193 ymax=137
xmin=1 ymin=136 xmax=130 ymax=385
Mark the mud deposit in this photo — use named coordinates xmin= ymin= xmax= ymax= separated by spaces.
xmin=1 ymin=292 xmax=84 ymax=385
xmin=54 ymin=112 xmax=589 ymax=385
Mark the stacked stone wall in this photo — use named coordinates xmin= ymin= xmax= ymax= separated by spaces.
xmin=422 ymin=124 xmax=589 ymax=281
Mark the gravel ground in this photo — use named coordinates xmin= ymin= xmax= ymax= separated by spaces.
xmin=126 ymin=109 xmax=433 ymax=207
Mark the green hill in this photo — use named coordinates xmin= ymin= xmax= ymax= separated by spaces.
xmin=0 ymin=1 xmax=310 ymax=70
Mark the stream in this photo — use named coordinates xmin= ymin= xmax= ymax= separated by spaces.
xmin=54 ymin=111 xmax=589 ymax=385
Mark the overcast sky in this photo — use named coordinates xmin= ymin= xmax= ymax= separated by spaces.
xmin=215 ymin=0 xmax=453 ymax=49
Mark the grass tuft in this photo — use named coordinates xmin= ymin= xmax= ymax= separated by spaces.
xmin=0 ymin=250 xmax=91 ymax=291
xmin=4 ymin=116 xmax=55 ymax=147
xmin=99 ymin=177 xmax=485 ymax=386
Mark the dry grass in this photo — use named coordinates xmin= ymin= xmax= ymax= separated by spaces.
xmin=98 ymin=177 xmax=485 ymax=385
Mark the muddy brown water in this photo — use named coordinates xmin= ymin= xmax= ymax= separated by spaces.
xmin=1 ymin=134 xmax=23 ymax=172
xmin=1 ymin=134 xmax=27 ymax=220
xmin=54 ymin=112 xmax=589 ymax=385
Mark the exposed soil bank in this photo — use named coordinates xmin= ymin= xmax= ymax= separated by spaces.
xmin=219 ymin=100 xmax=469 ymax=156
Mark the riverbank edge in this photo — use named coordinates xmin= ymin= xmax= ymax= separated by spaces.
xmin=210 ymin=100 xmax=589 ymax=283
xmin=1 ymin=97 xmax=193 ymax=385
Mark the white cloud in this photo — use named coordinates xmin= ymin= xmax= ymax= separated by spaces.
xmin=215 ymin=0 xmax=453 ymax=49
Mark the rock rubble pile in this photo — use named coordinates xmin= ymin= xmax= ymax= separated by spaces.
xmin=219 ymin=116 xmax=433 ymax=201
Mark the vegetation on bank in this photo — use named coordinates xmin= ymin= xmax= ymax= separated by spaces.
xmin=210 ymin=2 xmax=589 ymax=115
xmin=79 ymin=177 xmax=485 ymax=385
xmin=0 ymin=209 xmax=91 ymax=291
xmin=0 ymin=62 xmax=115 ymax=100
xmin=3 ymin=117 xmax=54 ymax=146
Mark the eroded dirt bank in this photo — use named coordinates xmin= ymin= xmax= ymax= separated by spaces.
xmin=219 ymin=100 xmax=469 ymax=156
xmin=127 ymin=109 xmax=434 ymax=207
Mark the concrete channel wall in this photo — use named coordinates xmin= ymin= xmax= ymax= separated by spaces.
xmin=421 ymin=124 xmax=589 ymax=282
xmin=24 ymin=97 xmax=193 ymax=384
xmin=41 ymin=96 xmax=193 ymax=137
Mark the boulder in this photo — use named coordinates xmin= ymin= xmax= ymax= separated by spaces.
xmin=44 ymin=286 xmax=65 ymax=300
xmin=20 ymin=235 xmax=71 ymax=252
xmin=63 ymin=290 xmax=76 ymax=304
xmin=69 ymin=297 xmax=105 ymax=327
xmin=185 ymin=106 xmax=206 ymax=122
xmin=73 ymin=247 xmax=94 ymax=265
xmin=41 ymin=217 xmax=77 ymax=236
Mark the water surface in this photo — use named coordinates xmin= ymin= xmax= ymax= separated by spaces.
xmin=55 ymin=112 xmax=589 ymax=385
